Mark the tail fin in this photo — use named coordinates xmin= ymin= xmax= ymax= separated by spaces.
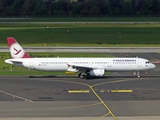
xmin=7 ymin=37 xmax=31 ymax=59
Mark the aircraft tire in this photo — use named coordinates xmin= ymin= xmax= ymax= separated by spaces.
xmin=80 ymin=75 xmax=84 ymax=79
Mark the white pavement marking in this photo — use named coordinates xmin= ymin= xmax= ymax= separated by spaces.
xmin=1 ymin=47 xmax=160 ymax=53
xmin=0 ymin=89 xmax=33 ymax=102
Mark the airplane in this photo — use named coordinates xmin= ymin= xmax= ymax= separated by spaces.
xmin=5 ymin=37 xmax=156 ymax=79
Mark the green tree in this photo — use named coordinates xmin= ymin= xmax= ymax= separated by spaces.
xmin=11 ymin=0 xmax=25 ymax=16
xmin=0 ymin=1 xmax=4 ymax=15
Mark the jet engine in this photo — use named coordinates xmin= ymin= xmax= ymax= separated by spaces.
xmin=89 ymin=69 xmax=105 ymax=76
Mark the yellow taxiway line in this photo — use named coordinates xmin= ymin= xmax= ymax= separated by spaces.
xmin=111 ymin=90 xmax=133 ymax=93
xmin=90 ymin=86 xmax=117 ymax=120
xmin=100 ymin=89 xmax=133 ymax=93
xmin=68 ymin=89 xmax=90 ymax=93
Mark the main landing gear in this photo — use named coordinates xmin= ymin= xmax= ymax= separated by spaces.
xmin=78 ymin=72 xmax=87 ymax=79
xmin=78 ymin=72 xmax=84 ymax=79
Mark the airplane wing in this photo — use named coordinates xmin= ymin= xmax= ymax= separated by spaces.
xmin=67 ymin=64 xmax=104 ymax=72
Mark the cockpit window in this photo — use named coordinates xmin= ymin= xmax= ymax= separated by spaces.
xmin=145 ymin=61 xmax=150 ymax=64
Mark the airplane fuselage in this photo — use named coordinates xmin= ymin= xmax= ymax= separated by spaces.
xmin=5 ymin=57 xmax=155 ymax=72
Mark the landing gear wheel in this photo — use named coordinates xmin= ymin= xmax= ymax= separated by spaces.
xmin=80 ymin=75 xmax=84 ymax=79
xmin=137 ymin=71 xmax=141 ymax=78
xmin=78 ymin=72 xmax=84 ymax=79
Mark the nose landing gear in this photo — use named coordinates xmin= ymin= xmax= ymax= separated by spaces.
xmin=134 ymin=71 xmax=141 ymax=78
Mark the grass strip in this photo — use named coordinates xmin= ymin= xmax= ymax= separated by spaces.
xmin=1 ymin=24 xmax=160 ymax=46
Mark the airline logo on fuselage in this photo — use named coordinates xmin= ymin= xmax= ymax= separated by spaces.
xmin=113 ymin=59 xmax=136 ymax=62
xmin=113 ymin=59 xmax=137 ymax=64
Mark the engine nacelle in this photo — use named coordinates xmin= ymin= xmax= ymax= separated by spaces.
xmin=89 ymin=69 xmax=105 ymax=76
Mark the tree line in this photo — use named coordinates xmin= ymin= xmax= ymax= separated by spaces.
xmin=0 ymin=0 xmax=160 ymax=17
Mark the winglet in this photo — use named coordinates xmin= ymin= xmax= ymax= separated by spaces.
xmin=7 ymin=37 xmax=31 ymax=59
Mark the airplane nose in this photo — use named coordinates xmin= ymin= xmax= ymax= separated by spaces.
xmin=152 ymin=64 xmax=156 ymax=69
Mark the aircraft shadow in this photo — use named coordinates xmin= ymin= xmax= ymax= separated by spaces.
xmin=27 ymin=75 xmax=160 ymax=79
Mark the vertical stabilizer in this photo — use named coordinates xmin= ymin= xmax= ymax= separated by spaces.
xmin=7 ymin=37 xmax=31 ymax=59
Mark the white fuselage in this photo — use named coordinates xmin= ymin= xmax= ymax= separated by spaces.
xmin=5 ymin=57 xmax=156 ymax=72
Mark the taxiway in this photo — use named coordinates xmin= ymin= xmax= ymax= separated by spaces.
xmin=0 ymin=53 xmax=160 ymax=120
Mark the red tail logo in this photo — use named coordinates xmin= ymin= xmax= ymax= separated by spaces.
xmin=7 ymin=37 xmax=31 ymax=59
xmin=13 ymin=48 xmax=22 ymax=55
